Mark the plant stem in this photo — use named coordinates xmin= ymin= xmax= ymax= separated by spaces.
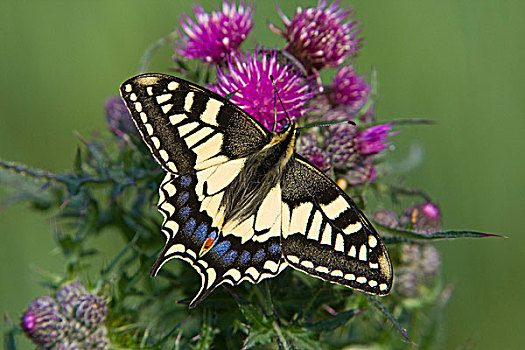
xmin=138 ymin=31 xmax=178 ymax=74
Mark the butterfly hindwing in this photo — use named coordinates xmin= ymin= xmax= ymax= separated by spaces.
xmin=281 ymin=156 xmax=393 ymax=295
xmin=152 ymin=172 xmax=287 ymax=308
xmin=120 ymin=74 xmax=270 ymax=174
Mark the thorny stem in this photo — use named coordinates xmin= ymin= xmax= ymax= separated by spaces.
xmin=272 ymin=320 xmax=290 ymax=350
xmin=254 ymin=285 xmax=271 ymax=316
xmin=388 ymin=184 xmax=433 ymax=202
xmin=292 ymin=283 xmax=326 ymax=323
xmin=1 ymin=159 xmax=160 ymax=193
xmin=95 ymin=234 xmax=139 ymax=291
xmin=390 ymin=118 xmax=437 ymax=126
xmin=138 ymin=31 xmax=179 ymax=74
xmin=368 ymin=295 xmax=414 ymax=344
xmin=0 ymin=160 xmax=66 ymax=183
xmin=354 ymin=65 xmax=377 ymax=120
xmin=263 ymin=282 xmax=275 ymax=317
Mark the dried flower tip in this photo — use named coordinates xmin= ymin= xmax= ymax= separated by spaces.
xmin=177 ymin=0 xmax=253 ymax=64
xmin=210 ymin=47 xmax=314 ymax=131
xmin=21 ymin=296 xmax=67 ymax=348
xmin=272 ymin=0 xmax=361 ymax=72
xmin=56 ymin=282 xmax=88 ymax=316
xmin=330 ymin=65 xmax=370 ymax=111
xmin=372 ymin=209 xmax=400 ymax=229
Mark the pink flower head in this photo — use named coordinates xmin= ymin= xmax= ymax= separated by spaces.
xmin=330 ymin=65 xmax=370 ymax=111
xmin=272 ymin=0 xmax=361 ymax=72
xmin=357 ymin=123 xmax=398 ymax=156
xmin=422 ymin=203 xmax=440 ymax=219
xmin=403 ymin=203 xmax=442 ymax=233
xmin=21 ymin=297 xmax=65 ymax=347
xmin=177 ymin=1 xmax=253 ymax=64
xmin=211 ymin=48 xmax=314 ymax=131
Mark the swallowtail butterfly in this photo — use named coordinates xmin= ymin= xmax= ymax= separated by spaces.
xmin=120 ymin=74 xmax=393 ymax=307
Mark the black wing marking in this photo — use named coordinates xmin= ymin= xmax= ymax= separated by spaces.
xmin=152 ymin=173 xmax=287 ymax=308
xmin=120 ymin=74 xmax=270 ymax=174
xmin=280 ymin=155 xmax=393 ymax=295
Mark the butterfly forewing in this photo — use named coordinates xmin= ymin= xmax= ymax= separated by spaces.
xmin=281 ymin=156 xmax=393 ymax=294
xmin=120 ymin=74 xmax=270 ymax=174
xmin=121 ymin=74 xmax=288 ymax=307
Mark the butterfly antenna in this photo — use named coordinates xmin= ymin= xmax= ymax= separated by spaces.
xmin=270 ymin=75 xmax=291 ymax=129
xmin=272 ymin=82 xmax=278 ymax=133
xmin=298 ymin=119 xmax=356 ymax=130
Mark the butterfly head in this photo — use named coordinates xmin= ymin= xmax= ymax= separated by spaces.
xmin=277 ymin=118 xmax=298 ymax=136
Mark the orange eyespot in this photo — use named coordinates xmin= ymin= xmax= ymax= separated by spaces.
xmin=199 ymin=236 xmax=216 ymax=257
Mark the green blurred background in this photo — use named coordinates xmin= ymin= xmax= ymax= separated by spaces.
xmin=1 ymin=1 xmax=524 ymax=348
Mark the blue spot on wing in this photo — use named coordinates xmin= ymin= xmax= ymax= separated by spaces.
xmin=240 ymin=251 xmax=251 ymax=264
xmin=179 ymin=206 xmax=191 ymax=220
xmin=184 ymin=218 xmax=196 ymax=235
xmin=179 ymin=175 xmax=191 ymax=187
xmin=195 ymin=223 xmax=208 ymax=242
xmin=223 ymin=250 xmax=238 ymax=264
xmin=269 ymin=243 xmax=281 ymax=255
xmin=177 ymin=192 xmax=189 ymax=206
xmin=253 ymin=249 xmax=265 ymax=262
xmin=211 ymin=241 xmax=230 ymax=257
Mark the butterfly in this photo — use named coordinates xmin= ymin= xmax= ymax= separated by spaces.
xmin=120 ymin=74 xmax=393 ymax=308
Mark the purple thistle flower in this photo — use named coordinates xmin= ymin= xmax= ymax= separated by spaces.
xmin=401 ymin=202 xmax=442 ymax=233
xmin=322 ymin=115 xmax=395 ymax=184
xmin=323 ymin=110 xmax=357 ymax=168
xmin=271 ymin=0 xmax=361 ymax=72
xmin=74 ymin=294 xmax=107 ymax=329
xmin=305 ymin=93 xmax=332 ymax=118
xmin=356 ymin=123 xmax=398 ymax=156
xmin=345 ymin=159 xmax=376 ymax=186
xmin=56 ymin=282 xmax=88 ymax=317
xmin=303 ymin=146 xmax=332 ymax=174
xmin=210 ymin=48 xmax=314 ymax=131
xmin=330 ymin=65 xmax=370 ymax=111
xmin=177 ymin=0 xmax=253 ymax=64
xmin=105 ymin=96 xmax=137 ymax=140
xmin=86 ymin=327 xmax=109 ymax=350
xmin=397 ymin=244 xmax=441 ymax=297
xmin=21 ymin=296 xmax=66 ymax=348
xmin=297 ymin=132 xmax=332 ymax=174
xmin=372 ymin=209 xmax=400 ymax=229
xmin=422 ymin=244 xmax=441 ymax=277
